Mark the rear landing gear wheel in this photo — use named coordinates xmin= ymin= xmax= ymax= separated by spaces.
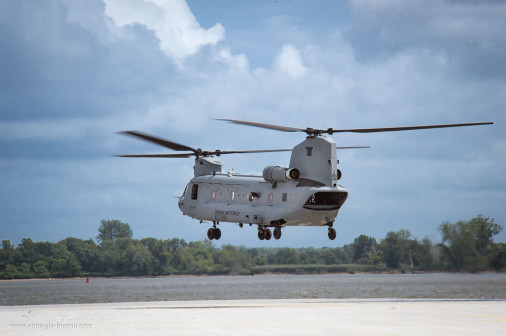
xmin=328 ymin=227 xmax=337 ymax=240
xmin=273 ymin=226 xmax=282 ymax=240
xmin=258 ymin=229 xmax=265 ymax=240
xmin=264 ymin=228 xmax=272 ymax=241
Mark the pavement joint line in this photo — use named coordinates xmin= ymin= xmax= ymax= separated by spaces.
xmin=471 ymin=315 xmax=506 ymax=321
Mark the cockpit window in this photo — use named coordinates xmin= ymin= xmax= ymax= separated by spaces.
xmin=191 ymin=184 xmax=198 ymax=200
xmin=304 ymin=192 xmax=348 ymax=211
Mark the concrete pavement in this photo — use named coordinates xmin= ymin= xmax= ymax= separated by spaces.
xmin=2 ymin=299 xmax=505 ymax=335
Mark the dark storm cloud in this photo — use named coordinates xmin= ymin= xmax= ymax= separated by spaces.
xmin=345 ymin=0 xmax=506 ymax=79
xmin=0 ymin=0 xmax=181 ymax=159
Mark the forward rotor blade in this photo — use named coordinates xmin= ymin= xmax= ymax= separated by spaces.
xmin=119 ymin=131 xmax=197 ymax=153
xmin=217 ymin=119 xmax=304 ymax=132
xmin=331 ymin=122 xmax=493 ymax=133
xmin=114 ymin=153 xmax=195 ymax=158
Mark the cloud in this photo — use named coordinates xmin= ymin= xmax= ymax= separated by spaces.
xmin=275 ymin=44 xmax=307 ymax=78
xmin=346 ymin=0 xmax=506 ymax=79
xmin=103 ymin=0 xmax=225 ymax=63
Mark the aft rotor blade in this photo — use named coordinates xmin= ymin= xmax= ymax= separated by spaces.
xmin=218 ymin=149 xmax=292 ymax=155
xmin=217 ymin=119 xmax=304 ymax=132
xmin=119 ymin=131 xmax=197 ymax=153
xmin=331 ymin=122 xmax=493 ymax=133
xmin=336 ymin=146 xmax=370 ymax=149
xmin=218 ymin=119 xmax=493 ymax=135
xmin=114 ymin=153 xmax=195 ymax=158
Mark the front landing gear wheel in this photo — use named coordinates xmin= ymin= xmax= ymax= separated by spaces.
xmin=207 ymin=227 xmax=222 ymax=240
xmin=328 ymin=227 xmax=337 ymax=240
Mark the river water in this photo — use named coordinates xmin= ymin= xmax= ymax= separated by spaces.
xmin=1 ymin=273 xmax=505 ymax=306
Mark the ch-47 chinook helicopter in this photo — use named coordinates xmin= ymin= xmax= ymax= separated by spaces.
xmin=117 ymin=119 xmax=493 ymax=241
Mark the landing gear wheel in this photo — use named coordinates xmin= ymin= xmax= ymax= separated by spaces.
xmin=328 ymin=227 xmax=337 ymax=240
xmin=258 ymin=229 xmax=265 ymax=240
xmin=264 ymin=228 xmax=272 ymax=241
xmin=214 ymin=228 xmax=221 ymax=240
xmin=273 ymin=227 xmax=282 ymax=240
xmin=207 ymin=228 xmax=215 ymax=240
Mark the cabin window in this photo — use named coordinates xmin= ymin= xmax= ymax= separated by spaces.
xmin=303 ymin=192 xmax=348 ymax=211
xmin=282 ymin=193 xmax=288 ymax=202
xmin=249 ymin=192 xmax=261 ymax=202
xmin=211 ymin=190 xmax=216 ymax=200
xmin=191 ymin=184 xmax=199 ymax=200
xmin=230 ymin=191 xmax=235 ymax=200
xmin=268 ymin=193 xmax=273 ymax=203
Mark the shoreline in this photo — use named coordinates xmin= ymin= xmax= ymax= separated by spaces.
xmin=1 ymin=270 xmax=503 ymax=282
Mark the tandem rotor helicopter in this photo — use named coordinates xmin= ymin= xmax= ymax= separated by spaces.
xmin=117 ymin=119 xmax=493 ymax=241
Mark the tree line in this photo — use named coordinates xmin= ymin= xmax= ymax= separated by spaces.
xmin=1 ymin=215 xmax=505 ymax=279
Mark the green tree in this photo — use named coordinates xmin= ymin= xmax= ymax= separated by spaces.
xmin=174 ymin=241 xmax=215 ymax=274
xmin=469 ymin=215 xmax=502 ymax=257
xmin=0 ymin=240 xmax=16 ymax=270
xmin=380 ymin=231 xmax=402 ymax=269
xmin=438 ymin=220 xmax=476 ymax=271
xmin=49 ymin=242 xmax=82 ymax=277
xmin=98 ymin=239 xmax=123 ymax=275
xmin=491 ymin=242 xmax=506 ymax=270
xmin=2 ymin=264 xmax=19 ymax=279
xmin=379 ymin=230 xmax=415 ymax=269
xmin=141 ymin=238 xmax=172 ymax=275
xmin=216 ymin=245 xmax=253 ymax=274
xmin=350 ymin=235 xmax=378 ymax=264
xmin=18 ymin=263 xmax=32 ymax=278
xmin=17 ymin=238 xmax=37 ymax=265
xmin=417 ymin=237 xmax=434 ymax=271
xmin=438 ymin=215 xmax=503 ymax=271
xmin=270 ymin=248 xmax=299 ymax=264
xmin=32 ymin=260 xmax=51 ymax=278
xmin=63 ymin=238 xmax=101 ymax=273
xmin=96 ymin=220 xmax=133 ymax=243
xmin=125 ymin=242 xmax=154 ymax=275
xmin=298 ymin=247 xmax=324 ymax=264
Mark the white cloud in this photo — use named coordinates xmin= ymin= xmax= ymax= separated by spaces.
xmin=103 ymin=0 xmax=225 ymax=62
xmin=218 ymin=48 xmax=249 ymax=71
xmin=275 ymin=44 xmax=307 ymax=78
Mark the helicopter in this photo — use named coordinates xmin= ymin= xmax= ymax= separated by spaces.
xmin=117 ymin=119 xmax=493 ymax=241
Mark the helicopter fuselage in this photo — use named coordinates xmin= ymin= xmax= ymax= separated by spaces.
xmin=178 ymin=173 xmax=348 ymax=227
xmin=177 ymin=135 xmax=348 ymax=240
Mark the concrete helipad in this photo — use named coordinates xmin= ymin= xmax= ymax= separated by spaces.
xmin=2 ymin=299 xmax=505 ymax=335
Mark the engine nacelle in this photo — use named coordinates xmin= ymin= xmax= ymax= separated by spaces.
xmin=263 ymin=166 xmax=300 ymax=183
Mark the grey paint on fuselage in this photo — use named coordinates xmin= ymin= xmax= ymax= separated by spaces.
xmin=178 ymin=135 xmax=348 ymax=228
xmin=179 ymin=174 xmax=347 ymax=227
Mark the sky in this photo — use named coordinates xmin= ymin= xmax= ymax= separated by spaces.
xmin=1 ymin=0 xmax=505 ymax=248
